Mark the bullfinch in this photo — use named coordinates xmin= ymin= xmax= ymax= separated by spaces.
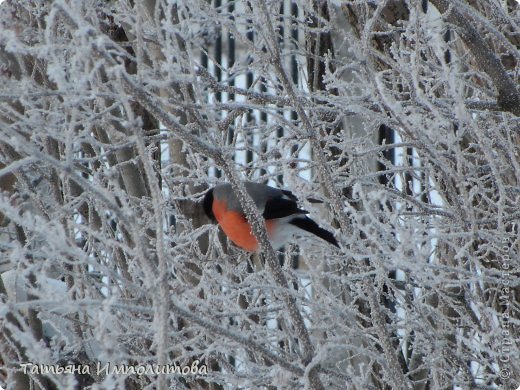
xmin=203 ymin=182 xmax=339 ymax=251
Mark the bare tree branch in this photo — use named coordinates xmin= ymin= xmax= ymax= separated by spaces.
xmin=428 ymin=0 xmax=520 ymax=115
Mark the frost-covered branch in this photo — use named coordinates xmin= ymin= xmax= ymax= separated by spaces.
xmin=429 ymin=0 xmax=520 ymax=115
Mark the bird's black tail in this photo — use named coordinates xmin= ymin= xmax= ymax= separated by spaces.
xmin=290 ymin=217 xmax=339 ymax=248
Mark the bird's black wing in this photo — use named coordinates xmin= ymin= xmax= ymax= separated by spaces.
xmin=262 ymin=196 xmax=308 ymax=220
xmin=281 ymin=189 xmax=298 ymax=202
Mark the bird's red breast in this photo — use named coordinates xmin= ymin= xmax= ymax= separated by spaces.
xmin=212 ymin=198 xmax=276 ymax=251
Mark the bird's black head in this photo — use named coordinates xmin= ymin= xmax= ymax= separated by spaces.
xmin=203 ymin=188 xmax=215 ymax=221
